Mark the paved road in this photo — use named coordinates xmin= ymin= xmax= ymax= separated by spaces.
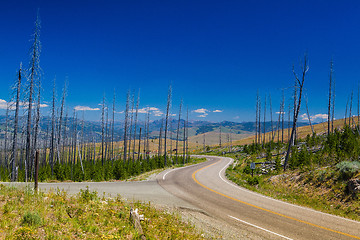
xmin=3 ymin=155 xmax=360 ymax=239
xmin=158 ymin=156 xmax=360 ymax=240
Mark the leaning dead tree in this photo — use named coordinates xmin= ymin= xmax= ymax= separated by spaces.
xmin=284 ymin=55 xmax=308 ymax=171
xmin=164 ymin=85 xmax=172 ymax=166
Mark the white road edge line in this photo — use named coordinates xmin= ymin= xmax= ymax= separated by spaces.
xmin=228 ymin=215 xmax=293 ymax=240
xmin=214 ymin=156 xmax=360 ymax=225
xmin=162 ymin=163 xmax=201 ymax=180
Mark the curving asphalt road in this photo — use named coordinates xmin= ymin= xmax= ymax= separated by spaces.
xmin=158 ymin=155 xmax=360 ymax=240
xmin=2 ymin=155 xmax=360 ymax=239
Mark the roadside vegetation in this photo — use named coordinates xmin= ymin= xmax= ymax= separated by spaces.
xmin=0 ymin=156 xmax=205 ymax=182
xmin=0 ymin=184 xmax=204 ymax=239
xmin=203 ymin=125 xmax=360 ymax=221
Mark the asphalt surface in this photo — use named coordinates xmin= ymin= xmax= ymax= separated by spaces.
xmin=158 ymin=156 xmax=360 ymax=240
xmin=2 ymin=155 xmax=360 ymax=239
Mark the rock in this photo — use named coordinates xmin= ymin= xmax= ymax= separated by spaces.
xmin=348 ymin=179 xmax=360 ymax=194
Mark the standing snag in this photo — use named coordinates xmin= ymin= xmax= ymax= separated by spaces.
xmin=283 ymin=54 xmax=309 ymax=171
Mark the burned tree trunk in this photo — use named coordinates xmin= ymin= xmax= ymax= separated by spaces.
xmin=164 ymin=85 xmax=172 ymax=166
xmin=284 ymin=55 xmax=308 ymax=171
xmin=175 ymin=100 xmax=182 ymax=164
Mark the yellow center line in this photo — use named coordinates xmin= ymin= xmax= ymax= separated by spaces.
xmin=192 ymin=159 xmax=360 ymax=240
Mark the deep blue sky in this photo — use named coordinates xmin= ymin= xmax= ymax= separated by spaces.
xmin=1 ymin=0 xmax=360 ymax=122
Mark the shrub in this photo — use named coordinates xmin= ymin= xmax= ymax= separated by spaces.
xmin=336 ymin=161 xmax=360 ymax=180
xmin=79 ymin=187 xmax=98 ymax=202
xmin=21 ymin=211 xmax=42 ymax=226
xmin=246 ymin=176 xmax=259 ymax=185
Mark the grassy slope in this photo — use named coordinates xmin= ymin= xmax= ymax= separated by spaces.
xmin=0 ymin=185 xmax=204 ymax=239
xmin=227 ymin=117 xmax=355 ymax=146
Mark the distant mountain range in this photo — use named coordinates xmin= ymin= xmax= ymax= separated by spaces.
xmin=0 ymin=115 xmax=309 ymax=143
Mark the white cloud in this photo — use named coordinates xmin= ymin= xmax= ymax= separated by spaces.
xmin=0 ymin=99 xmax=48 ymax=110
xmin=74 ymin=106 xmax=100 ymax=111
xmin=170 ymin=113 xmax=176 ymax=117
xmin=193 ymin=108 xmax=209 ymax=114
xmin=198 ymin=113 xmax=208 ymax=118
xmin=276 ymin=111 xmax=285 ymax=114
xmin=301 ymin=113 xmax=328 ymax=122
xmin=153 ymin=111 xmax=163 ymax=116
xmin=213 ymin=110 xmax=223 ymax=113
xmin=234 ymin=116 xmax=240 ymax=119
xmin=0 ymin=99 xmax=7 ymax=109
xmin=137 ymin=107 xmax=164 ymax=116
xmin=311 ymin=113 xmax=328 ymax=121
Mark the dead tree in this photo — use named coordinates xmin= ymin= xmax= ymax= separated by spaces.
xmin=164 ymin=85 xmax=172 ymax=166
xmin=255 ymin=92 xmax=259 ymax=144
xmin=263 ymin=96 xmax=266 ymax=146
xmin=111 ymin=90 xmax=115 ymax=161
xmin=305 ymin=96 xmax=314 ymax=134
xmin=58 ymin=81 xmax=67 ymax=162
xmin=284 ymin=55 xmax=308 ymax=171
xmin=219 ymin=125 xmax=222 ymax=147
xmin=281 ymin=90 xmax=285 ymax=143
xmin=175 ymin=100 xmax=182 ymax=164
xmin=138 ymin=127 xmax=142 ymax=161
xmin=128 ymin=93 xmax=135 ymax=161
xmin=11 ymin=66 xmax=22 ymax=181
xmin=332 ymin=78 xmax=336 ymax=132
xmin=345 ymin=97 xmax=349 ymax=125
xmin=132 ymin=90 xmax=140 ymax=161
xmin=49 ymin=79 xmax=56 ymax=176
xmin=269 ymin=94 xmax=274 ymax=141
xmin=123 ymin=91 xmax=130 ymax=162
xmin=186 ymin=107 xmax=189 ymax=162
xmin=349 ymin=90 xmax=354 ymax=126
xmin=158 ymin=119 xmax=164 ymax=158
xmin=25 ymin=12 xmax=41 ymax=182
xmin=31 ymin=71 xmax=42 ymax=179
xmin=328 ymin=60 xmax=333 ymax=135
xmin=101 ymin=94 xmax=106 ymax=165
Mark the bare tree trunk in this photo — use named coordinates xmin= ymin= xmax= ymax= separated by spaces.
xmin=332 ymin=78 xmax=336 ymax=132
xmin=123 ymin=91 xmax=130 ymax=162
xmin=158 ymin=119 xmax=163 ymax=158
xmin=25 ymin=13 xmax=41 ymax=182
xmin=345 ymin=97 xmax=349 ymax=125
xmin=50 ymin=79 xmax=56 ymax=177
xmin=328 ymin=60 xmax=333 ymax=135
xmin=164 ymin=85 xmax=172 ymax=166
xmin=269 ymin=94 xmax=274 ymax=141
xmin=58 ymin=81 xmax=67 ymax=162
xmin=4 ymin=104 xmax=9 ymax=170
xmin=186 ymin=107 xmax=189 ymax=163
xmin=219 ymin=125 xmax=222 ymax=147
xmin=101 ymin=94 xmax=105 ymax=165
xmin=138 ymin=127 xmax=142 ymax=161
xmin=305 ymin=97 xmax=314 ymax=134
xmin=255 ymin=92 xmax=259 ymax=144
xmin=175 ymin=100 xmax=182 ymax=164
xmin=132 ymin=90 xmax=140 ymax=161
xmin=112 ymin=90 xmax=115 ymax=161
xmin=183 ymin=113 xmax=186 ymax=164
xmin=263 ymin=96 xmax=266 ymax=146
xmin=258 ymin=97 xmax=261 ymax=145
xmin=11 ymin=66 xmax=22 ymax=181
xmin=284 ymin=55 xmax=308 ymax=171
xmin=349 ymin=91 xmax=354 ymax=126
xmin=281 ymin=91 xmax=285 ymax=143
xmin=128 ymin=93 xmax=135 ymax=161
